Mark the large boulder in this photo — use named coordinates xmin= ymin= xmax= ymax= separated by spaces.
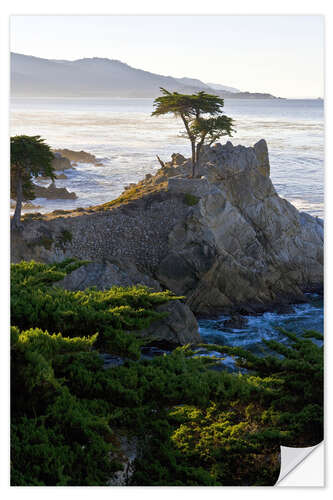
xmin=139 ymin=300 xmax=201 ymax=346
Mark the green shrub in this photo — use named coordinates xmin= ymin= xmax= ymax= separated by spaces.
xmin=10 ymin=260 xmax=323 ymax=486
xmin=11 ymin=260 xmax=177 ymax=358
xmin=184 ymin=193 xmax=199 ymax=206
xmin=11 ymin=326 xmax=122 ymax=485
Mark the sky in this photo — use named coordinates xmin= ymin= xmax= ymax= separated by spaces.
xmin=10 ymin=15 xmax=324 ymax=98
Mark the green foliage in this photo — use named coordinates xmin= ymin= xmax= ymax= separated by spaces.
xmin=11 ymin=260 xmax=323 ymax=486
xmin=152 ymin=88 xmax=235 ymax=177
xmin=11 ymin=327 xmax=121 ymax=485
xmin=11 ymin=259 xmax=177 ymax=358
xmin=11 ymin=135 xmax=55 ymax=226
xmin=184 ymin=193 xmax=199 ymax=206
xmin=196 ymin=330 xmax=324 ymax=447
xmin=11 ymin=135 xmax=55 ymax=192
xmin=190 ymin=115 xmax=235 ymax=147
xmin=152 ymin=88 xmax=226 ymax=118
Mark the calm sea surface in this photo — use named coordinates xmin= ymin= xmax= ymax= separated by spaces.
xmin=10 ymin=97 xmax=324 ymax=217
xmin=10 ymin=97 xmax=324 ymax=357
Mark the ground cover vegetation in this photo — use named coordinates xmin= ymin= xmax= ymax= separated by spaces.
xmin=11 ymin=260 xmax=323 ymax=486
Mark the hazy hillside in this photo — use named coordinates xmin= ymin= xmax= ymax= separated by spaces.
xmin=206 ymin=82 xmax=240 ymax=93
xmin=11 ymin=53 xmax=277 ymax=99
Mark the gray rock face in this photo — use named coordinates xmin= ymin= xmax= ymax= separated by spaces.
xmin=139 ymin=300 xmax=201 ymax=345
xmin=156 ymin=140 xmax=323 ymax=313
xmin=56 ymin=261 xmax=161 ymax=291
xmin=12 ymin=139 xmax=323 ymax=318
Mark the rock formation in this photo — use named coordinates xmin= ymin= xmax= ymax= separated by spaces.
xmin=12 ymin=139 xmax=323 ymax=319
xmin=51 ymin=152 xmax=72 ymax=171
xmin=33 ymin=181 xmax=77 ymax=200
xmin=53 ymin=148 xmax=102 ymax=165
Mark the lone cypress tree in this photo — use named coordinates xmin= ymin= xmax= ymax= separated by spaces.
xmin=11 ymin=135 xmax=55 ymax=228
xmin=152 ymin=88 xmax=235 ymax=177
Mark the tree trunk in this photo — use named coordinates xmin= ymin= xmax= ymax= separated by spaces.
xmin=156 ymin=155 xmax=166 ymax=169
xmin=195 ymin=139 xmax=205 ymax=173
xmin=12 ymin=175 xmax=23 ymax=229
xmin=180 ymin=113 xmax=196 ymax=178
xmin=191 ymin=141 xmax=196 ymax=178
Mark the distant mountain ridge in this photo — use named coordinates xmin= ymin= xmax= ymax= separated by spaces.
xmin=206 ymin=82 xmax=240 ymax=93
xmin=11 ymin=52 xmax=277 ymax=99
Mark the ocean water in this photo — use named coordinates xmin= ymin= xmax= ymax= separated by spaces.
xmin=198 ymin=294 xmax=323 ymax=369
xmin=10 ymin=97 xmax=324 ymax=217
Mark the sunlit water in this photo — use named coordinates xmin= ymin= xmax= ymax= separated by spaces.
xmin=10 ymin=98 xmax=324 ymax=363
xmin=10 ymin=97 xmax=324 ymax=217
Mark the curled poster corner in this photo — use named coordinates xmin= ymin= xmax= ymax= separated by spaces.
xmin=276 ymin=442 xmax=324 ymax=486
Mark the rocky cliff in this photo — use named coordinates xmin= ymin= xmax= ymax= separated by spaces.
xmin=12 ymin=139 xmax=323 ymax=318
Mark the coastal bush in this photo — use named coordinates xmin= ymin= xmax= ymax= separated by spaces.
xmin=11 ymin=326 xmax=122 ymax=485
xmin=11 ymin=259 xmax=177 ymax=358
xmin=131 ymin=333 xmax=323 ymax=485
xmin=10 ymin=260 xmax=323 ymax=486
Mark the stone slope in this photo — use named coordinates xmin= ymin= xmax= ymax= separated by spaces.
xmin=11 ymin=139 xmax=323 ymax=316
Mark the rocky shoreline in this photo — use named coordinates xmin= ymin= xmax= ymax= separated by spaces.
xmin=22 ymin=149 xmax=105 ymax=204
xmin=11 ymin=139 xmax=323 ymax=345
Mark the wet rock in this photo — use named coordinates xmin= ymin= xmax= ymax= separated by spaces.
xmin=53 ymin=148 xmax=100 ymax=165
xmin=274 ymin=303 xmax=295 ymax=315
xmin=33 ymin=182 xmax=77 ymax=200
xmin=100 ymin=353 xmax=125 ymax=369
xmin=51 ymin=152 xmax=72 ymax=170
xmin=224 ymin=314 xmax=248 ymax=329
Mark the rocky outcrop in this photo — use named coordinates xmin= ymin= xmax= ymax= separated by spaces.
xmin=56 ymin=260 xmax=161 ymax=291
xmin=139 ymin=300 xmax=200 ymax=345
xmin=33 ymin=182 xmax=77 ymax=200
xmin=53 ymin=148 xmax=102 ymax=165
xmin=11 ymin=139 xmax=323 ymax=317
xmin=155 ymin=141 xmax=323 ymax=313
xmin=51 ymin=152 xmax=72 ymax=170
